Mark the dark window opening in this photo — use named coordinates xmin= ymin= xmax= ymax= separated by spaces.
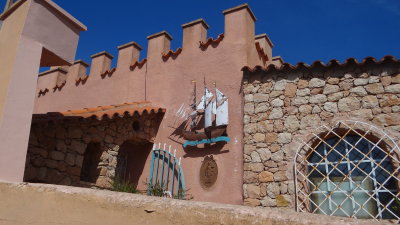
xmin=80 ymin=143 xmax=102 ymax=183
xmin=132 ymin=121 xmax=141 ymax=131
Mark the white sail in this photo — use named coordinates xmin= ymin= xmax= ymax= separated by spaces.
xmin=204 ymin=98 xmax=214 ymax=128
xmin=216 ymin=88 xmax=228 ymax=126
xmin=196 ymin=88 xmax=213 ymax=110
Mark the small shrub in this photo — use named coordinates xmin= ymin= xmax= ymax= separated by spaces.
xmin=147 ymin=181 xmax=167 ymax=197
xmin=146 ymin=180 xmax=191 ymax=200
xmin=109 ymin=176 xmax=138 ymax=194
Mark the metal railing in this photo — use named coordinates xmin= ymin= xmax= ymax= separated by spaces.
xmin=147 ymin=143 xmax=185 ymax=199
xmin=294 ymin=120 xmax=400 ymax=222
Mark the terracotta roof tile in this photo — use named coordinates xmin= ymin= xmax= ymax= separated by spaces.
xmin=32 ymin=102 xmax=165 ymax=122
xmin=130 ymin=59 xmax=147 ymax=71
xmin=162 ymin=48 xmax=182 ymax=60
xmin=200 ymin=34 xmax=224 ymax=49
xmin=255 ymin=42 xmax=269 ymax=62
xmin=101 ymin=68 xmax=116 ymax=77
xmin=242 ymin=55 xmax=400 ymax=73
xmin=75 ymin=74 xmax=88 ymax=83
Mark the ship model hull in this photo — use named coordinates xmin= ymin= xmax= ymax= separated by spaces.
xmin=182 ymin=125 xmax=226 ymax=141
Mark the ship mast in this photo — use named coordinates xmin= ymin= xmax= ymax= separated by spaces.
xmin=190 ymin=80 xmax=197 ymax=130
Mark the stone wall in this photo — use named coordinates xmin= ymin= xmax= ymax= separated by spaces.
xmin=24 ymin=113 xmax=162 ymax=188
xmin=242 ymin=63 xmax=400 ymax=208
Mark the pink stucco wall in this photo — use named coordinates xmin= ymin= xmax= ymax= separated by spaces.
xmin=33 ymin=4 xmax=274 ymax=204
xmin=0 ymin=0 xmax=85 ymax=182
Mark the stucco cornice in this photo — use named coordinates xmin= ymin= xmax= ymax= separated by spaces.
xmin=0 ymin=0 xmax=87 ymax=31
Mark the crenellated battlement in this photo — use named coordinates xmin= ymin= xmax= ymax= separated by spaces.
xmin=34 ymin=3 xmax=277 ymax=114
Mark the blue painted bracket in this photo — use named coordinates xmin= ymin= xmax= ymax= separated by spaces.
xmin=183 ymin=136 xmax=230 ymax=148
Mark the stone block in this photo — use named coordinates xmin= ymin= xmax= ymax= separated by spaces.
xmin=276 ymin=195 xmax=290 ymax=207
xmin=246 ymin=184 xmax=260 ymax=199
xmin=284 ymin=115 xmax=300 ymax=132
xmin=258 ymin=171 xmax=274 ymax=182
xmin=292 ymin=97 xmax=309 ymax=106
xmin=327 ymin=92 xmax=343 ymax=101
xmin=50 ymin=151 xmax=65 ymax=161
xmin=30 ymin=147 xmax=48 ymax=158
xmin=327 ymin=77 xmax=339 ymax=84
xmin=244 ymin=103 xmax=255 ymax=114
xmin=365 ymin=83 xmax=384 ymax=94
xmin=261 ymin=196 xmax=277 ymax=207
xmin=244 ymin=123 xmax=257 ymax=134
xmin=309 ymin=78 xmax=325 ymax=88
xmin=69 ymin=140 xmax=87 ymax=154
xmin=265 ymin=133 xmax=278 ymax=143
xmin=244 ymin=198 xmax=260 ymax=207
xmin=68 ymin=127 xmax=83 ymax=139
xmin=309 ymin=94 xmax=327 ymax=104
xmin=271 ymin=98 xmax=284 ymax=107
xmin=339 ymin=80 xmax=353 ymax=90
xmin=253 ymin=133 xmax=265 ymax=143
xmin=323 ymin=102 xmax=338 ymax=113
xmin=67 ymin=167 xmax=81 ymax=176
xmin=300 ymin=114 xmax=321 ymax=129
xmin=323 ymin=84 xmax=339 ymax=95
xmin=338 ymin=97 xmax=361 ymax=112
xmin=284 ymin=83 xmax=297 ymax=97
xmin=277 ymin=133 xmax=291 ymax=144
xmin=267 ymin=182 xmax=280 ymax=198
xmin=271 ymin=151 xmax=284 ymax=162
xmin=354 ymin=78 xmax=369 ymax=86
xmin=274 ymin=171 xmax=288 ymax=181
xmin=269 ymin=108 xmax=283 ymax=119
xmin=310 ymin=88 xmax=322 ymax=95
xmin=296 ymin=88 xmax=310 ymax=97
xmin=362 ymin=96 xmax=379 ymax=108
xmin=256 ymin=148 xmax=272 ymax=161
xmin=381 ymin=76 xmax=392 ymax=86
xmin=298 ymin=80 xmax=308 ymax=88
xmin=244 ymin=163 xmax=264 ymax=172
xmin=349 ymin=109 xmax=373 ymax=120
xmin=298 ymin=105 xmax=312 ymax=114
xmin=65 ymin=153 xmax=75 ymax=166
xmin=385 ymin=84 xmax=400 ymax=94
xmin=253 ymin=93 xmax=269 ymax=103
xmin=380 ymin=94 xmax=400 ymax=107
xmin=373 ymin=113 xmax=400 ymax=126
xmin=350 ymin=86 xmax=367 ymax=96
xmin=274 ymin=80 xmax=287 ymax=91
xmin=243 ymin=171 xmax=258 ymax=183
xmin=250 ymin=151 xmax=261 ymax=162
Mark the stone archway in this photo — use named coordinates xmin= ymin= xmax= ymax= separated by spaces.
xmin=294 ymin=120 xmax=400 ymax=222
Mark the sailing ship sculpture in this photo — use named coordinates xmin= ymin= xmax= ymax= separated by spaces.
xmin=177 ymin=80 xmax=230 ymax=148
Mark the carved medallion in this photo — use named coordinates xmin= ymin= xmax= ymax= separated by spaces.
xmin=200 ymin=155 xmax=218 ymax=189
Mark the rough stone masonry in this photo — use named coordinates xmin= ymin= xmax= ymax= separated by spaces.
xmin=242 ymin=58 xmax=400 ymax=208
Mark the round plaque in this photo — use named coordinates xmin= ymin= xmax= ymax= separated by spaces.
xmin=200 ymin=155 xmax=218 ymax=189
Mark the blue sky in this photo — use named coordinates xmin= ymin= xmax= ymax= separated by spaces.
xmin=2 ymin=0 xmax=400 ymax=65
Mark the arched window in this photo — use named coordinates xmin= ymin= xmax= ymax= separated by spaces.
xmin=295 ymin=121 xmax=400 ymax=222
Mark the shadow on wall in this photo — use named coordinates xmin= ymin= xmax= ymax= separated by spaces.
xmin=115 ymin=141 xmax=153 ymax=187
xmin=80 ymin=143 xmax=102 ymax=183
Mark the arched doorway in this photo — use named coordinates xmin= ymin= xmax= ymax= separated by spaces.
xmin=115 ymin=141 xmax=153 ymax=188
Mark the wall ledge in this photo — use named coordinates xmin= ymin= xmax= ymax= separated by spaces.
xmin=0 ymin=181 xmax=387 ymax=225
